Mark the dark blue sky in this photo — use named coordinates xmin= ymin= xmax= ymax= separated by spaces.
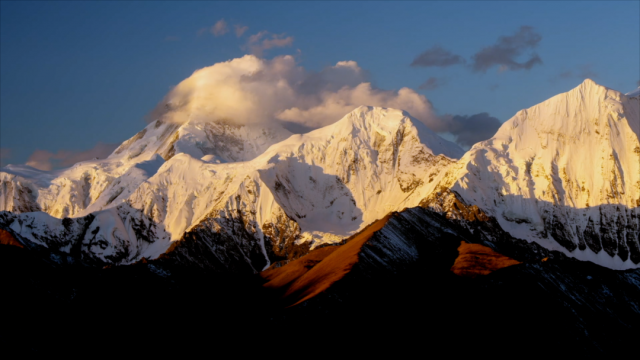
xmin=1 ymin=1 xmax=639 ymax=167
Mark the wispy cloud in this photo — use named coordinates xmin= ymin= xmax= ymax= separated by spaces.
xmin=418 ymin=77 xmax=446 ymax=90
xmin=471 ymin=26 xmax=542 ymax=72
xmin=244 ymin=31 xmax=294 ymax=57
xmin=164 ymin=36 xmax=180 ymax=42
xmin=0 ymin=148 xmax=11 ymax=167
xmin=26 ymin=142 xmax=119 ymax=171
xmin=235 ymin=24 xmax=249 ymax=37
xmin=555 ymin=64 xmax=598 ymax=82
xmin=411 ymin=46 xmax=465 ymax=68
xmin=211 ymin=19 xmax=229 ymax=37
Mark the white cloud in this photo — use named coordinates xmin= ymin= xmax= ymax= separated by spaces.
xmin=147 ymin=55 xmax=439 ymax=133
xmin=211 ymin=19 xmax=228 ymax=37
xmin=277 ymin=83 xmax=433 ymax=129
xmin=26 ymin=142 xmax=119 ymax=171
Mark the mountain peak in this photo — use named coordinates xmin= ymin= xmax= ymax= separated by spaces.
xmin=442 ymin=79 xmax=640 ymax=269
xmin=580 ymin=78 xmax=597 ymax=87
xmin=569 ymin=78 xmax=611 ymax=97
xmin=331 ymin=106 xmax=464 ymax=159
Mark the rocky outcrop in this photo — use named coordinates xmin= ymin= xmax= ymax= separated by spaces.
xmin=450 ymin=241 xmax=521 ymax=278
xmin=0 ymin=228 xmax=22 ymax=248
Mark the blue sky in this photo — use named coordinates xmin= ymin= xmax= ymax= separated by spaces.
xmin=1 ymin=1 xmax=638 ymax=167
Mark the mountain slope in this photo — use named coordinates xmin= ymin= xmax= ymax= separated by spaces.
xmin=424 ymin=79 xmax=640 ymax=269
xmin=0 ymin=116 xmax=292 ymax=217
xmin=0 ymin=106 xmax=463 ymax=269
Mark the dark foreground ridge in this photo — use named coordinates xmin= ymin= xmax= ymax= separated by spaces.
xmin=3 ymin=206 xmax=640 ymax=355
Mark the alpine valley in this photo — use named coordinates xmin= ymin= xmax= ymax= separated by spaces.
xmin=2 ymin=78 xmax=640 ymax=354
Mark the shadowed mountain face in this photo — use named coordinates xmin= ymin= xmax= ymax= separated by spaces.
xmin=264 ymin=206 xmax=640 ymax=355
xmin=4 ymin=205 xmax=639 ymax=355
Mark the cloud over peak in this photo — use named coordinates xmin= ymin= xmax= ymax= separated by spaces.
xmin=148 ymin=55 xmax=501 ymax=148
xmin=148 ymin=55 xmax=436 ymax=132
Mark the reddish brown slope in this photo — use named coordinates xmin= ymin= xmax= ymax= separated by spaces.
xmin=261 ymin=214 xmax=392 ymax=307
xmin=450 ymin=241 xmax=520 ymax=278
xmin=0 ymin=228 xmax=23 ymax=248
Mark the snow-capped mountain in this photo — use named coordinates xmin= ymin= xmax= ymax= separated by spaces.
xmin=1 ymin=79 xmax=638 ymax=271
xmin=423 ymin=79 xmax=640 ymax=269
xmin=0 ymin=115 xmax=291 ymax=218
xmin=0 ymin=106 xmax=462 ymax=270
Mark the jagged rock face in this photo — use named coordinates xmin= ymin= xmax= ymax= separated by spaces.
xmin=0 ymin=204 xmax=167 ymax=266
xmin=0 ymin=175 xmax=41 ymax=213
xmin=431 ymin=80 xmax=640 ymax=269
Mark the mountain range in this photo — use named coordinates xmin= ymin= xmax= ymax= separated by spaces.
xmin=2 ymin=78 xmax=640 ymax=354
xmin=1 ymin=79 xmax=638 ymax=271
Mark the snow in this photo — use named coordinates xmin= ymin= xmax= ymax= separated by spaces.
xmin=0 ymin=105 xmax=462 ymax=264
xmin=435 ymin=79 xmax=640 ymax=269
xmin=1 ymin=78 xmax=637 ymax=270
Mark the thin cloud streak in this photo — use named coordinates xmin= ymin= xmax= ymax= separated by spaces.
xmin=418 ymin=77 xmax=445 ymax=90
xmin=555 ymin=64 xmax=598 ymax=82
xmin=26 ymin=142 xmax=119 ymax=171
xmin=411 ymin=46 xmax=465 ymax=68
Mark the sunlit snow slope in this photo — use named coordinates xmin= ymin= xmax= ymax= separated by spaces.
xmin=2 ymin=78 xmax=637 ymax=271
xmin=0 ymin=106 xmax=462 ymax=269
xmin=428 ymin=79 xmax=640 ymax=269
